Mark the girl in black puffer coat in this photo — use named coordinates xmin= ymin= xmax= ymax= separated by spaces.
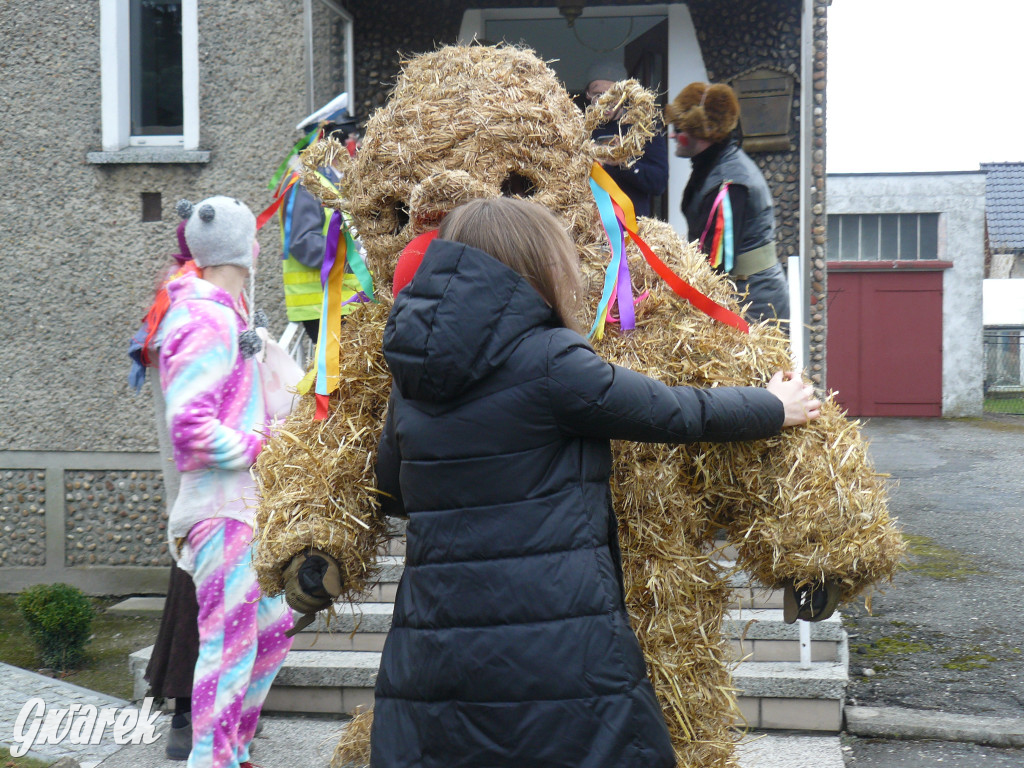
xmin=372 ymin=197 xmax=820 ymax=768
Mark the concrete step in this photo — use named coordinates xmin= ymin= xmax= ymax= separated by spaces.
xmin=287 ymin=603 xmax=844 ymax=659
xmin=733 ymin=635 xmax=849 ymax=732
xmin=131 ymin=632 xmax=848 ymax=731
xmin=106 ymin=596 xmax=168 ymax=616
xmin=726 ymin=608 xmax=843 ymax=663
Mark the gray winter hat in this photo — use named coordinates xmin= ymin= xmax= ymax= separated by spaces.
xmin=176 ymin=196 xmax=257 ymax=270
xmin=585 ymin=60 xmax=628 ymax=89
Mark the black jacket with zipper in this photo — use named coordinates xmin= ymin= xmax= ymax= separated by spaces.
xmin=371 ymin=238 xmax=784 ymax=768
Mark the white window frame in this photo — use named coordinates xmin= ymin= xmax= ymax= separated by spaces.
xmin=100 ymin=0 xmax=199 ymax=151
xmin=303 ymin=0 xmax=355 ymax=116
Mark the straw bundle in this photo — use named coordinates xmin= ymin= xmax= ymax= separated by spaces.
xmin=330 ymin=708 xmax=373 ymax=768
xmin=251 ymin=297 xmax=393 ymax=599
xmin=253 ymin=43 xmax=903 ymax=768
xmin=596 ymin=219 xmax=904 ymax=765
xmin=584 ymin=78 xmax=663 ymax=167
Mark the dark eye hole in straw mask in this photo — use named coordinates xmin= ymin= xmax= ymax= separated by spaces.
xmin=501 ymin=172 xmax=538 ymax=198
xmin=379 ymin=198 xmax=410 ymax=235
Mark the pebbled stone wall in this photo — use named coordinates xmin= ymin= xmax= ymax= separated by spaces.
xmin=0 ymin=471 xmax=47 ymax=567
xmin=64 ymin=470 xmax=170 ymax=567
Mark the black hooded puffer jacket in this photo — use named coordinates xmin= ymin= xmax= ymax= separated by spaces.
xmin=371 ymin=239 xmax=784 ymax=768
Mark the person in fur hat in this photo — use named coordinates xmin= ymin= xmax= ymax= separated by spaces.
xmin=666 ymin=82 xmax=790 ymax=324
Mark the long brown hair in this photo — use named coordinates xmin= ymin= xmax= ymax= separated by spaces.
xmin=438 ymin=198 xmax=582 ymax=333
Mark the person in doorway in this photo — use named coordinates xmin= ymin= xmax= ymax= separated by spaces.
xmin=583 ymin=60 xmax=668 ymax=218
xmin=666 ymin=81 xmax=790 ymax=324
xmin=368 ymin=197 xmax=820 ymax=766
xmin=162 ymin=195 xmax=293 ymax=768
xmin=275 ymin=93 xmax=362 ymax=343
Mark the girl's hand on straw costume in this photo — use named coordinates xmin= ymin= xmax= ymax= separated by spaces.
xmin=766 ymin=370 xmax=821 ymax=428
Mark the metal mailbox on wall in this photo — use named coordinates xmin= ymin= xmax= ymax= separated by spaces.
xmin=730 ymin=66 xmax=795 ymax=153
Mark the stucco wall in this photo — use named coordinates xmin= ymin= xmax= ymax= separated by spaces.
xmin=0 ymin=0 xmax=307 ymax=453
xmin=826 ymin=172 xmax=986 ymax=417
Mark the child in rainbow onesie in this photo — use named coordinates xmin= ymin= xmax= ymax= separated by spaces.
xmin=160 ymin=195 xmax=294 ymax=768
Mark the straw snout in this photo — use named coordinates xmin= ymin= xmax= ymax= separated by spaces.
xmin=408 ymin=170 xmax=500 ymax=233
xmin=583 ymin=79 xmax=661 ymax=168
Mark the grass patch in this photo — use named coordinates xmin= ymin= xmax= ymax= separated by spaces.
xmin=0 ymin=745 xmax=51 ymax=768
xmin=0 ymin=594 xmax=161 ymax=700
xmin=902 ymin=534 xmax=984 ymax=580
xmin=984 ymin=396 xmax=1024 ymax=415
xmin=943 ymin=652 xmax=999 ymax=671
xmin=852 ymin=633 xmax=933 ymax=659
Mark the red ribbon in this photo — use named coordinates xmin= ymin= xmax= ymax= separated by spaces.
xmin=255 ymin=176 xmax=299 ymax=230
xmin=315 ymin=393 xmax=330 ymax=420
xmin=393 ymin=230 xmax=440 ymax=294
xmin=619 ymin=220 xmax=750 ymax=335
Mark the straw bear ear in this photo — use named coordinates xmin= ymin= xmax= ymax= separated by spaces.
xmin=176 ymin=199 xmax=194 ymax=220
xmin=198 ymin=204 xmax=216 ymax=222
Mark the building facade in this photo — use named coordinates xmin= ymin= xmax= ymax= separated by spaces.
xmin=826 ymin=172 xmax=986 ymax=418
xmin=0 ymin=0 xmax=831 ymax=593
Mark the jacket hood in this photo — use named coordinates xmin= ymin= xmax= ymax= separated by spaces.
xmin=383 ymin=238 xmax=557 ymax=403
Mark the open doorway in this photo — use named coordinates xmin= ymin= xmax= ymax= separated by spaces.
xmin=476 ymin=14 xmax=667 ymax=98
xmin=460 ymin=6 xmax=705 ymax=232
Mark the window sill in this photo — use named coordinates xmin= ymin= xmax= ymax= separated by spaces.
xmin=87 ymin=147 xmax=211 ymax=164
xmin=827 ymin=260 xmax=954 ymax=272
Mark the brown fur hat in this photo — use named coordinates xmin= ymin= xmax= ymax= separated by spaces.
xmin=664 ymin=82 xmax=740 ymax=143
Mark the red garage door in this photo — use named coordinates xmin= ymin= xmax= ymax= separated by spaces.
xmin=826 ymin=263 xmax=949 ymax=417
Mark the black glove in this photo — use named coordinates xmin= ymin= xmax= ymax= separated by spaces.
xmin=782 ymin=579 xmax=841 ymax=624
xmin=283 ymin=549 xmax=344 ymax=637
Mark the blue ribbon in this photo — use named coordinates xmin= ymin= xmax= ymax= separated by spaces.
xmin=588 ymin=176 xmax=626 ymax=338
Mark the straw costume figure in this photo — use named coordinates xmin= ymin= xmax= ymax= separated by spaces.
xmin=251 ymin=45 xmax=904 ymax=768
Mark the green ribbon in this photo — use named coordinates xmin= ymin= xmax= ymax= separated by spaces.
xmin=268 ymin=127 xmax=319 ymax=191
xmin=343 ymin=215 xmax=375 ymax=301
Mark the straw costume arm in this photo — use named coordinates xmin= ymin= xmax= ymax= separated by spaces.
xmin=601 ymin=217 xmax=905 ymax=605
xmin=251 ymin=297 xmax=393 ymax=600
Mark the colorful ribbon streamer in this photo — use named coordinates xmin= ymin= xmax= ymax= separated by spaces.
xmin=296 ymin=212 xmax=377 ymax=420
xmin=256 ymin=174 xmax=299 ymax=231
xmin=267 ymin=127 xmax=319 ymax=192
xmin=700 ymin=182 xmax=735 ymax=273
xmin=588 ymin=175 xmax=626 ymax=340
xmin=588 ymin=163 xmax=749 ymax=335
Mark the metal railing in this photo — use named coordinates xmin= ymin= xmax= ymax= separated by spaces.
xmin=983 ymin=328 xmax=1024 ymax=415
xmin=280 ymin=322 xmax=313 ymax=370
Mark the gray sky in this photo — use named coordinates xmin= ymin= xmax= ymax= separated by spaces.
xmin=827 ymin=0 xmax=1024 ymax=172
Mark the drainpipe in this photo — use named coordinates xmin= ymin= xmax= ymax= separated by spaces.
xmin=303 ymin=0 xmax=315 ymax=114
xmin=797 ymin=0 xmax=816 ymax=671
xmin=793 ymin=0 xmax=815 ymax=377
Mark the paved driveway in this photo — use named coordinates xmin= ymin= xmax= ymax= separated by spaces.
xmin=845 ymin=415 xmax=1024 ymax=718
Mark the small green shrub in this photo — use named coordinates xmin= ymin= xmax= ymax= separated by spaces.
xmin=16 ymin=583 xmax=95 ymax=670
